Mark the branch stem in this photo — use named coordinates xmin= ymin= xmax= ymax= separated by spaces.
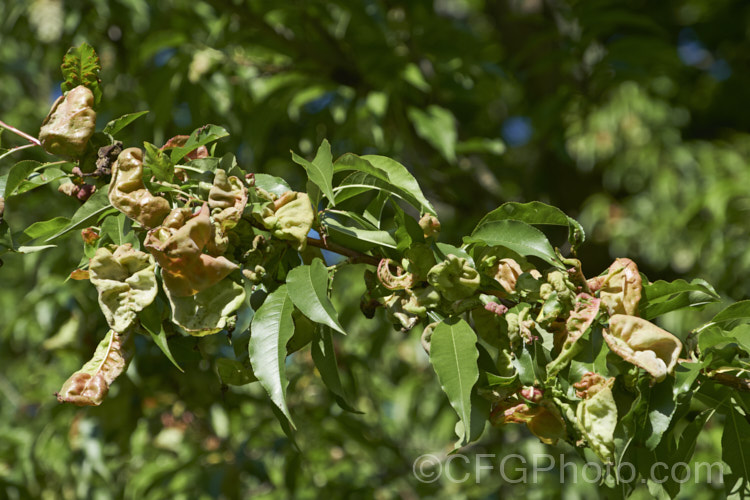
xmin=306 ymin=236 xmax=380 ymax=266
xmin=0 ymin=119 xmax=42 ymax=147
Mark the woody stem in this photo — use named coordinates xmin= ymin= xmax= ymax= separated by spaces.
xmin=306 ymin=237 xmax=380 ymax=266
xmin=0 ymin=119 xmax=42 ymax=147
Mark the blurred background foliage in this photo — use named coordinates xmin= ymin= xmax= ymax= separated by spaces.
xmin=0 ymin=0 xmax=747 ymax=498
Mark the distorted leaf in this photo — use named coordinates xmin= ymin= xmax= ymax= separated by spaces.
xmin=166 ymin=277 xmax=245 ymax=336
xmin=108 ymin=147 xmax=170 ymax=228
xmin=603 ymin=315 xmax=683 ymax=382
xmin=89 ymin=244 xmax=158 ymax=332
xmin=56 ymin=330 xmax=134 ymax=406
xmin=146 ymin=204 xmax=239 ymax=296
xmin=39 ymin=86 xmax=96 ymax=158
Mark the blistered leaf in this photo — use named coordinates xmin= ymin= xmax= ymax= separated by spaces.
xmin=574 ymin=374 xmax=617 ymax=464
xmin=146 ymin=204 xmax=239 ymax=296
xmin=108 ymin=147 xmax=170 ymax=228
xmin=166 ymin=277 xmax=245 ymax=336
xmin=89 ymin=244 xmax=158 ymax=332
xmin=597 ymin=258 xmax=642 ymax=316
xmin=490 ymin=388 xmax=566 ymax=445
xmin=56 ymin=330 xmax=134 ymax=406
xmin=39 ymin=86 xmax=96 ymax=158
xmin=209 ymin=168 xmax=247 ymax=228
xmin=427 ymin=254 xmax=480 ymax=302
xmin=603 ymin=315 xmax=682 ymax=382
xmin=547 ymin=293 xmax=601 ymax=377
xmin=261 ymin=192 xmax=314 ymax=251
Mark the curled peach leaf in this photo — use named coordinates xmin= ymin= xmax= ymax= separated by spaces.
xmin=89 ymin=244 xmax=158 ymax=332
xmin=56 ymin=330 xmax=134 ymax=406
xmin=39 ymin=85 xmax=96 ymax=158
xmin=261 ymin=191 xmax=314 ymax=251
xmin=490 ymin=389 xmax=566 ymax=445
xmin=547 ymin=293 xmax=601 ymax=377
xmin=165 ymin=277 xmax=245 ymax=336
xmin=427 ymin=254 xmax=480 ymax=301
xmin=598 ymin=258 xmax=642 ymax=316
xmin=145 ymin=204 xmax=239 ymax=296
xmin=575 ymin=375 xmax=617 ymax=464
xmin=603 ymin=314 xmax=682 ymax=382
xmin=108 ymin=147 xmax=170 ymax=228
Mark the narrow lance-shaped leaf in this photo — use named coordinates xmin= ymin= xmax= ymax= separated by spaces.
xmin=640 ymin=278 xmax=720 ymax=320
xmin=722 ymin=404 xmax=750 ymax=496
xmin=169 ymin=124 xmax=229 ymax=163
xmin=45 ymin=188 xmax=115 ymax=242
xmin=464 ymin=219 xmax=563 ymax=267
xmin=334 ymin=153 xmax=436 ymax=215
xmin=429 ymin=318 xmax=480 ymax=446
xmin=3 ymin=160 xmax=39 ymax=198
xmin=311 ymin=326 xmax=360 ymax=413
xmin=291 ymin=139 xmax=335 ymax=206
xmin=407 ymin=105 xmax=457 ymax=163
xmin=697 ymin=300 xmax=750 ymax=333
xmin=286 ymin=258 xmax=346 ymax=335
xmin=473 ymin=201 xmax=585 ymax=250
xmin=139 ymin=300 xmax=183 ymax=372
xmin=102 ymin=110 xmax=149 ymax=136
xmin=249 ymin=285 xmax=296 ymax=427
xmin=56 ymin=330 xmax=134 ymax=406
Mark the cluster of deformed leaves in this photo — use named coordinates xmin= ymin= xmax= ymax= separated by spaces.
xmin=4 ymin=44 xmax=750 ymax=499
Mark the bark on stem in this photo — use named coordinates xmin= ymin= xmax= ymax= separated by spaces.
xmin=0 ymin=119 xmax=42 ymax=147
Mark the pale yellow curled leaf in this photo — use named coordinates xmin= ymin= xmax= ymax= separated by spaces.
xmin=56 ymin=330 xmax=134 ymax=406
xmin=209 ymin=168 xmax=248 ymax=224
xmin=598 ymin=258 xmax=642 ymax=316
xmin=166 ymin=277 xmax=245 ymax=336
xmin=145 ymin=204 xmax=239 ymax=296
xmin=261 ymin=191 xmax=314 ymax=251
xmin=39 ymin=85 xmax=96 ymax=157
xmin=491 ymin=258 xmax=523 ymax=294
xmin=547 ymin=293 xmax=601 ymax=377
xmin=108 ymin=147 xmax=171 ymax=228
xmin=603 ymin=315 xmax=682 ymax=382
xmin=427 ymin=254 xmax=480 ymax=301
xmin=490 ymin=388 xmax=566 ymax=445
xmin=89 ymin=244 xmax=158 ymax=332
xmin=575 ymin=375 xmax=617 ymax=464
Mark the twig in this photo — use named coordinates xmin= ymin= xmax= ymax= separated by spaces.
xmin=0 ymin=119 xmax=42 ymax=147
xmin=0 ymin=143 xmax=37 ymax=162
xmin=307 ymin=236 xmax=380 ymax=266
xmin=709 ymin=372 xmax=750 ymax=392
